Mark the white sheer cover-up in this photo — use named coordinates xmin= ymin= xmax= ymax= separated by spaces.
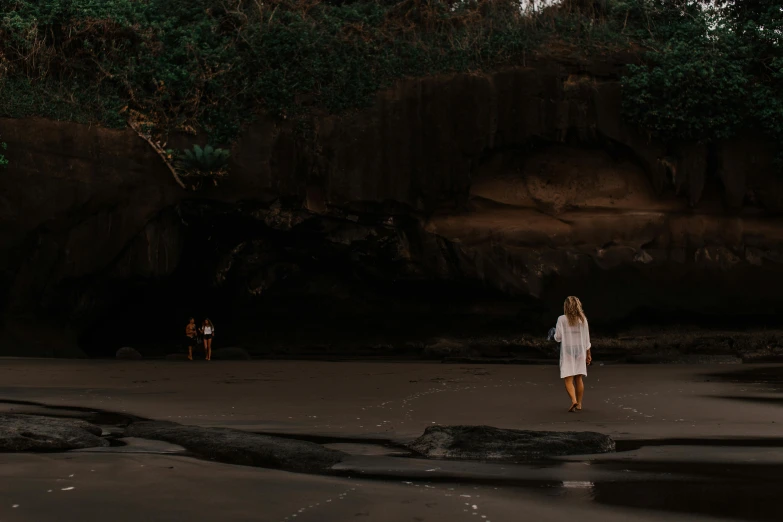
xmin=554 ymin=315 xmax=591 ymax=378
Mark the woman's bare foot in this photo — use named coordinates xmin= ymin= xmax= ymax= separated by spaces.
xmin=187 ymin=354 xmax=193 ymax=361
xmin=576 ymin=403 xmax=582 ymax=411
xmin=568 ymin=403 xmax=578 ymax=413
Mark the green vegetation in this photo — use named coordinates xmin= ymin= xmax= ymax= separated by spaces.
xmin=619 ymin=0 xmax=783 ymax=148
xmin=0 ymin=0 xmax=555 ymax=144
xmin=0 ymin=0 xmax=781 ymax=157
xmin=0 ymin=141 xmax=7 ymax=167
xmin=168 ymin=145 xmax=231 ymax=186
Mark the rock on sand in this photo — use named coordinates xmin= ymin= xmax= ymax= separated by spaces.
xmin=0 ymin=414 xmax=109 ymax=451
xmin=116 ymin=347 xmax=142 ymax=360
xmin=126 ymin=421 xmax=344 ymax=473
xmin=409 ymin=425 xmax=615 ymax=461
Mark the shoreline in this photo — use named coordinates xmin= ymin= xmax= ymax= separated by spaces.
xmin=0 ymin=355 xmax=775 ymax=364
xmin=117 ymin=327 xmax=783 ymax=363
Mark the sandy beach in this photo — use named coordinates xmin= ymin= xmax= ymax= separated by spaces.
xmin=1 ymin=359 xmax=781 ymax=521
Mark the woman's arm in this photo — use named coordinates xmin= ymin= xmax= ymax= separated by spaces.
xmin=585 ymin=319 xmax=592 ymax=364
xmin=554 ymin=317 xmax=563 ymax=343
xmin=585 ymin=319 xmax=591 ymax=349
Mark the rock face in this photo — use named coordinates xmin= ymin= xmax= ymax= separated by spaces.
xmin=422 ymin=339 xmax=471 ymax=359
xmin=116 ymin=347 xmax=142 ymax=360
xmin=125 ymin=421 xmax=344 ymax=472
xmin=1 ymin=56 xmax=783 ymax=357
xmin=409 ymin=425 xmax=615 ymax=461
xmin=0 ymin=414 xmax=109 ymax=451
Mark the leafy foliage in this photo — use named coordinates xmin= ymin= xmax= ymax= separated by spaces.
xmin=618 ymin=0 xmax=783 ymax=150
xmin=168 ymin=145 xmax=231 ymax=182
xmin=0 ymin=0 xmax=634 ymax=144
xmin=0 ymin=141 xmax=7 ymax=167
xmin=621 ymin=20 xmax=749 ymax=141
xmin=0 ymin=0 xmax=782 ymax=156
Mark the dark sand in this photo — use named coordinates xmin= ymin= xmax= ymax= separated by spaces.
xmin=1 ymin=359 xmax=781 ymax=521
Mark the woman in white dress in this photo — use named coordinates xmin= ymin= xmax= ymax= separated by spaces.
xmin=554 ymin=296 xmax=592 ymax=412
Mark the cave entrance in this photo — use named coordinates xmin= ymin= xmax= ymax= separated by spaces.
xmin=77 ymin=201 xmax=540 ymax=358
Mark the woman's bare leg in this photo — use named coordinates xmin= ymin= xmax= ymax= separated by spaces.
xmin=206 ymin=339 xmax=212 ymax=361
xmin=564 ymin=377 xmax=578 ymax=411
xmin=188 ymin=346 xmax=193 ymax=361
xmin=575 ymin=375 xmax=584 ymax=410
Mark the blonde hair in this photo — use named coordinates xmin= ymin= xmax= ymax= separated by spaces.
xmin=564 ymin=296 xmax=586 ymax=326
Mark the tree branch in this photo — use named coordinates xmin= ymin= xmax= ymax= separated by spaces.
xmin=127 ymin=121 xmax=188 ymax=190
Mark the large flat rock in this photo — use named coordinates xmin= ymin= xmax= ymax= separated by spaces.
xmin=0 ymin=414 xmax=109 ymax=451
xmin=409 ymin=425 xmax=615 ymax=461
xmin=125 ymin=421 xmax=345 ymax=473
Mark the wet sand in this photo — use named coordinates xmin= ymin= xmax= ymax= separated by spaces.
xmin=1 ymin=359 xmax=781 ymax=521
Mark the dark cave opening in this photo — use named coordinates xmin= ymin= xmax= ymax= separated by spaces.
xmin=77 ymin=201 xmax=544 ymax=358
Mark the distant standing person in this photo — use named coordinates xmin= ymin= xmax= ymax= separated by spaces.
xmin=201 ymin=319 xmax=215 ymax=361
xmin=185 ymin=317 xmax=197 ymax=361
xmin=554 ymin=296 xmax=592 ymax=412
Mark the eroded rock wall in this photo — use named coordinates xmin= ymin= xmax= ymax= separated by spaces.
xmin=1 ymin=58 xmax=782 ymax=356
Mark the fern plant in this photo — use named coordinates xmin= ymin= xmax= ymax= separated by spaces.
xmin=166 ymin=144 xmax=230 ymax=186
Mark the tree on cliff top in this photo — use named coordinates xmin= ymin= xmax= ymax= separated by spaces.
xmin=0 ymin=0 xmax=781 ymax=159
xmin=616 ymin=0 xmax=783 ymax=153
xmin=0 ymin=0 xmax=551 ymax=143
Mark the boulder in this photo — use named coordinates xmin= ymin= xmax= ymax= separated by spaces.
xmin=741 ymin=352 xmax=783 ymax=364
xmin=409 ymin=425 xmax=615 ymax=461
xmin=423 ymin=339 xmax=470 ymax=359
xmin=125 ymin=421 xmax=344 ymax=473
xmin=0 ymin=414 xmax=109 ymax=451
xmin=116 ymin=347 xmax=142 ymax=360
xmin=211 ymin=347 xmax=252 ymax=361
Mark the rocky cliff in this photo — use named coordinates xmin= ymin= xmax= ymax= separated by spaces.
xmin=2 ymin=57 xmax=782 ymax=357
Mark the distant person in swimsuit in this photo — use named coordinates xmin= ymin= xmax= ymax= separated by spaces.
xmin=185 ymin=317 xmax=197 ymax=361
xmin=554 ymin=296 xmax=592 ymax=412
xmin=201 ymin=319 xmax=215 ymax=361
